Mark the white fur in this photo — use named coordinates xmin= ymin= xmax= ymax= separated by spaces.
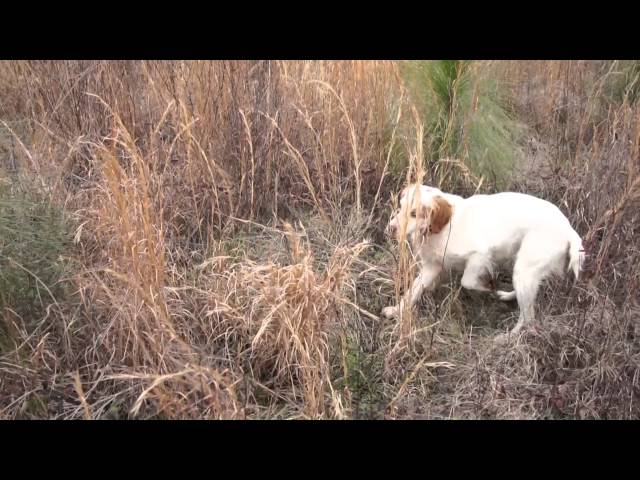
xmin=383 ymin=184 xmax=585 ymax=340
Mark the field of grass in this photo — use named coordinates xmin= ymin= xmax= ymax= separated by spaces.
xmin=0 ymin=60 xmax=638 ymax=419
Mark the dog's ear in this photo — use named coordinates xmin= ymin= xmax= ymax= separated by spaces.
xmin=428 ymin=195 xmax=453 ymax=234
xmin=418 ymin=204 xmax=431 ymax=236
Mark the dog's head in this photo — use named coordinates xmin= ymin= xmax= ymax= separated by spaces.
xmin=385 ymin=184 xmax=453 ymax=244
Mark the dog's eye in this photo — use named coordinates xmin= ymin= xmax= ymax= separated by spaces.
xmin=410 ymin=210 xmax=416 ymax=218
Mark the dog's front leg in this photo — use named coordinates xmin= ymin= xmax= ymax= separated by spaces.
xmin=382 ymin=265 xmax=441 ymax=319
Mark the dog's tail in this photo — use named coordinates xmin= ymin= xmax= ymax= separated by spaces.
xmin=567 ymin=230 xmax=585 ymax=281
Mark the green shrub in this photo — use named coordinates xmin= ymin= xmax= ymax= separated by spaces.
xmin=400 ymin=60 xmax=524 ymax=189
xmin=0 ymin=174 xmax=72 ymax=333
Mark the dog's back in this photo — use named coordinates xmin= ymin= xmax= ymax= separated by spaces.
xmin=462 ymin=191 xmax=570 ymax=228
xmin=442 ymin=191 xmax=583 ymax=277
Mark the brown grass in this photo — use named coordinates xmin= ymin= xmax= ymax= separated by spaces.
xmin=0 ymin=60 xmax=638 ymax=419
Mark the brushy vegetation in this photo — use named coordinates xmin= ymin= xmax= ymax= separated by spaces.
xmin=0 ymin=60 xmax=638 ymax=419
xmin=0 ymin=173 xmax=72 ymax=347
xmin=399 ymin=60 xmax=524 ymax=190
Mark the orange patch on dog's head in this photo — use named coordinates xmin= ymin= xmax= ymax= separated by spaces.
xmin=431 ymin=195 xmax=453 ymax=233
xmin=419 ymin=195 xmax=453 ymax=235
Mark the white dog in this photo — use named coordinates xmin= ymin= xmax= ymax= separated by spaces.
xmin=382 ymin=184 xmax=585 ymax=341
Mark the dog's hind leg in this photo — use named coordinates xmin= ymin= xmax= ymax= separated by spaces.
xmin=496 ymin=232 xmax=567 ymax=342
xmin=495 ymin=265 xmax=541 ymax=343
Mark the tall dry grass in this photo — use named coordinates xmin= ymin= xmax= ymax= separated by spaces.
xmin=0 ymin=60 xmax=402 ymax=418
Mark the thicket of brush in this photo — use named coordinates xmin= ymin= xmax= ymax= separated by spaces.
xmin=0 ymin=60 xmax=638 ymax=419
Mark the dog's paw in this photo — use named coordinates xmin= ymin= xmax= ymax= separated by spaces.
xmin=382 ymin=306 xmax=399 ymax=319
